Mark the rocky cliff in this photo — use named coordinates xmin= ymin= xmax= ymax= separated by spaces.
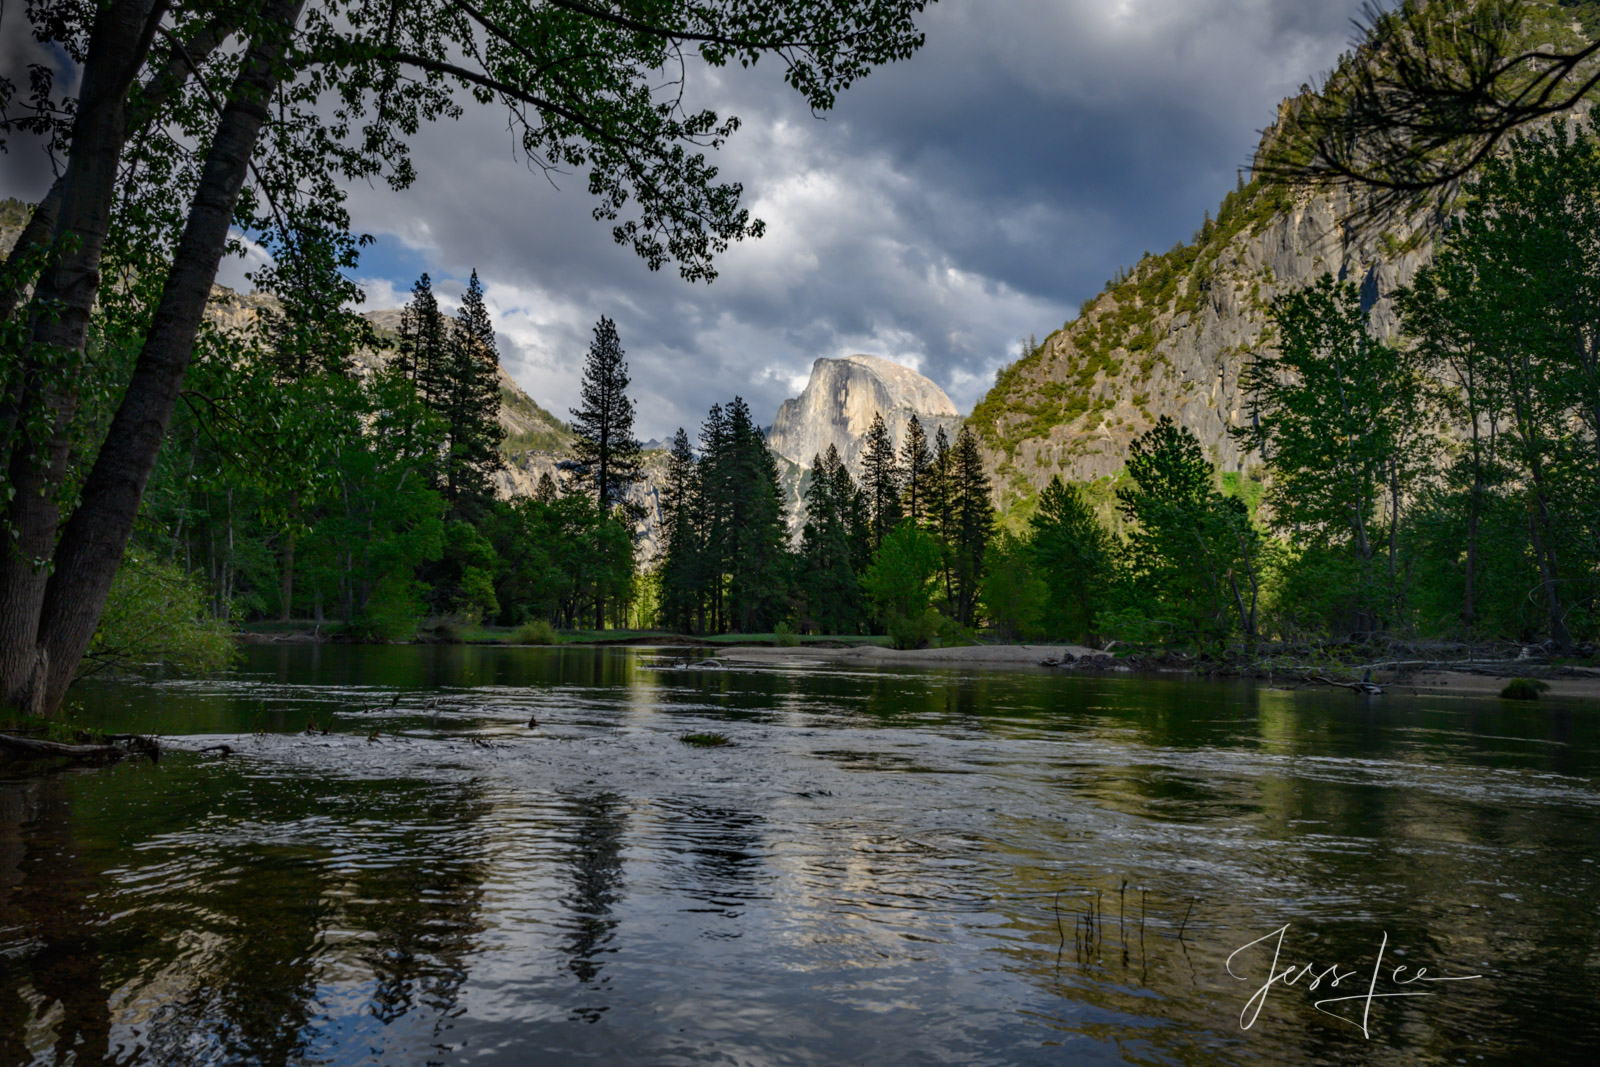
xmin=969 ymin=161 xmax=1437 ymax=509
xmin=969 ymin=2 xmax=1595 ymax=511
xmin=767 ymin=354 xmax=963 ymax=473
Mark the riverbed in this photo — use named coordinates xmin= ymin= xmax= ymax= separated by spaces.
xmin=3 ymin=644 xmax=1597 ymax=1065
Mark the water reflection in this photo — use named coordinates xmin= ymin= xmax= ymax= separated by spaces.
xmin=0 ymin=773 xmax=114 ymax=1065
xmin=9 ymin=645 xmax=1600 ymax=1065
xmin=559 ymin=792 xmax=627 ymax=1018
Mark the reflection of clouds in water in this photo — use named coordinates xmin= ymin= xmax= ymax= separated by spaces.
xmin=20 ymin=646 xmax=1600 ymax=1064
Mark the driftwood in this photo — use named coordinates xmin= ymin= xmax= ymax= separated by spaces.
xmin=0 ymin=732 xmax=162 ymax=762
xmin=1301 ymin=673 xmax=1385 ymax=695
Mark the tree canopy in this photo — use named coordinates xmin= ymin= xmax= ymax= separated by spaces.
xmin=0 ymin=0 xmax=936 ymax=715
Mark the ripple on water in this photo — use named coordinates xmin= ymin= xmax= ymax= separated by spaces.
xmin=8 ymin=645 xmax=1600 ymax=1065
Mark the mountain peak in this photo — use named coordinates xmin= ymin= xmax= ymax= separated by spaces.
xmin=768 ymin=353 xmax=961 ymax=474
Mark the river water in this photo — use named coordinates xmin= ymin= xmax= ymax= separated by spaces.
xmin=2 ymin=645 xmax=1598 ymax=1065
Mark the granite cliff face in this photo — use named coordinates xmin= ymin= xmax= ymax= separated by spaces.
xmin=971 ymin=1 xmax=1598 ymax=509
xmin=969 ymin=164 xmax=1438 ymax=508
xmin=767 ymin=354 xmax=963 ymax=474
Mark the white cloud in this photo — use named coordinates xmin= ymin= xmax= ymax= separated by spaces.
xmin=1 ymin=0 xmax=1370 ymax=442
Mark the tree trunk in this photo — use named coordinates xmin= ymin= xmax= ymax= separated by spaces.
xmin=0 ymin=0 xmax=162 ymax=716
xmin=280 ymin=530 xmax=297 ymax=621
xmin=32 ymin=0 xmax=309 ymax=714
xmin=1464 ymin=471 xmax=1480 ymax=630
xmin=0 ymin=11 xmax=237 ymax=325
xmin=1464 ymin=408 xmax=1483 ymax=630
xmin=1526 ymin=495 xmax=1571 ymax=650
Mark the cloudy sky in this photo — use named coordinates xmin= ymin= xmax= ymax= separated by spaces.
xmin=3 ymin=0 xmax=1370 ymax=441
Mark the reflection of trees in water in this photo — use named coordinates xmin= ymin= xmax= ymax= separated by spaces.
xmin=0 ymin=767 xmax=493 ymax=1063
xmin=656 ymin=800 xmax=764 ymax=904
xmin=0 ymin=773 xmax=113 ymax=1065
xmin=137 ymin=842 xmax=330 ymax=1064
xmin=349 ymin=786 xmax=491 ymax=1030
xmin=559 ymin=791 xmax=628 ymax=1020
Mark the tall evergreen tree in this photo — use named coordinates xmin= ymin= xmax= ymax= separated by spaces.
xmin=696 ymin=403 xmax=732 ymax=632
xmin=1118 ymin=417 xmax=1262 ymax=645
xmin=950 ymin=427 xmax=994 ymax=627
xmin=899 ymin=415 xmax=933 ymax=526
xmin=568 ymin=315 xmax=644 ymax=628
xmin=659 ymin=428 xmax=701 ymax=633
xmin=398 ymin=273 xmax=447 ymax=406
xmin=436 ymin=270 xmax=507 ymax=519
xmin=926 ymin=426 xmax=957 ymax=604
xmin=801 ymin=452 xmax=862 ymax=633
xmin=569 ymin=316 xmax=645 ymax=519
xmin=723 ymin=399 xmax=790 ymax=632
xmin=1031 ymin=476 xmax=1113 ymax=640
xmin=825 ymin=444 xmax=873 ymax=580
xmin=860 ymin=412 xmax=904 ymax=550
xmin=534 ymin=471 xmax=560 ymax=503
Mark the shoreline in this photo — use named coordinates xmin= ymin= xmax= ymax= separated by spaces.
xmin=715 ymin=643 xmax=1600 ymax=701
xmin=232 ymin=629 xmax=1600 ymax=701
xmin=715 ymin=642 xmax=1105 ymax=670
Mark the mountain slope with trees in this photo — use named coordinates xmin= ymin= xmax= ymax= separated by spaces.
xmin=970 ymin=0 xmax=1600 ymax=511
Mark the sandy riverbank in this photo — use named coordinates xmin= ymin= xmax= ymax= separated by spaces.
xmin=716 ymin=643 xmax=1106 ymax=670
xmin=716 ymin=643 xmax=1600 ymax=700
xmin=1374 ymin=669 xmax=1600 ymax=700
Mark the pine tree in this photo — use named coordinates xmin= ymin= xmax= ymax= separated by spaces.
xmin=660 ymin=428 xmax=695 ymax=531
xmin=437 ymin=270 xmax=506 ymax=518
xmin=568 ymin=316 xmax=645 ymax=628
xmin=899 ymin=415 xmax=932 ymax=526
xmin=926 ymin=426 xmax=956 ymax=603
xmin=398 ymin=273 xmax=447 ymax=406
xmin=697 ymin=403 xmax=731 ymax=632
xmin=825 ymin=444 xmax=873 ymax=579
xmin=1119 ymin=417 xmax=1262 ymax=644
xmin=860 ymin=412 xmax=903 ymax=550
xmin=800 ymin=452 xmax=860 ymax=633
xmin=534 ymin=471 xmax=560 ymax=503
xmin=951 ymin=427 xmax=994 ymax=627
xmin=1031 ymin=476 xmax=1112 ymax=640
xmin=658 ymin=428 xmax=701 ymax=632
xmin=569 ymin=315 xmax=645 ymax=520
xmin=723 ymin=399 xmax=790 ymax=632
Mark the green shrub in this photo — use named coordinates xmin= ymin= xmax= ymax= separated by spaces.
xmin=80 ymin=554 xmax=235 ymax=678
xmin=357 ymin=575 xmax=424 ymax=642
xmin=425 ymin=616 xmax=470 ymax=644
xmin=888 ymin=608 xmax=940 ymax=650
xmin=1500 ymin=678 xmax=1550 ymax=701
xmin=934 ymin=613 xmax=976 ymax=648
xmin=512 ymin=619 xmax=558 ymax=645
xmin=680 ymin=731 xmax=732 ymax=748
xmin=773 ymin=621 xmax=800 ymax=647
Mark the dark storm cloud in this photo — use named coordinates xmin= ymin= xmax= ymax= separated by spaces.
xmin=0 ymin=16 xmax=78 ymax=196
xmin=337 ymin=0 xmax=1372 ymax=439
xmin=1 ymin=1 xmax=1372 ymax=440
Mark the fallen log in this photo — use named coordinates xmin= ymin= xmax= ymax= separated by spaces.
xmin=0 ymin=733 xmax=130 ymax=761
xmin=1305 ymin=673 xmax=1384 ymax=695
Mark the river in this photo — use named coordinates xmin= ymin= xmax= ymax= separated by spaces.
xmin=2 ymin=644 xmax=1597 ymax=1065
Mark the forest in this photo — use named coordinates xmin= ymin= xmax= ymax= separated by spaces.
xmin=47 ymin=120 xmax=1600 ymax=664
